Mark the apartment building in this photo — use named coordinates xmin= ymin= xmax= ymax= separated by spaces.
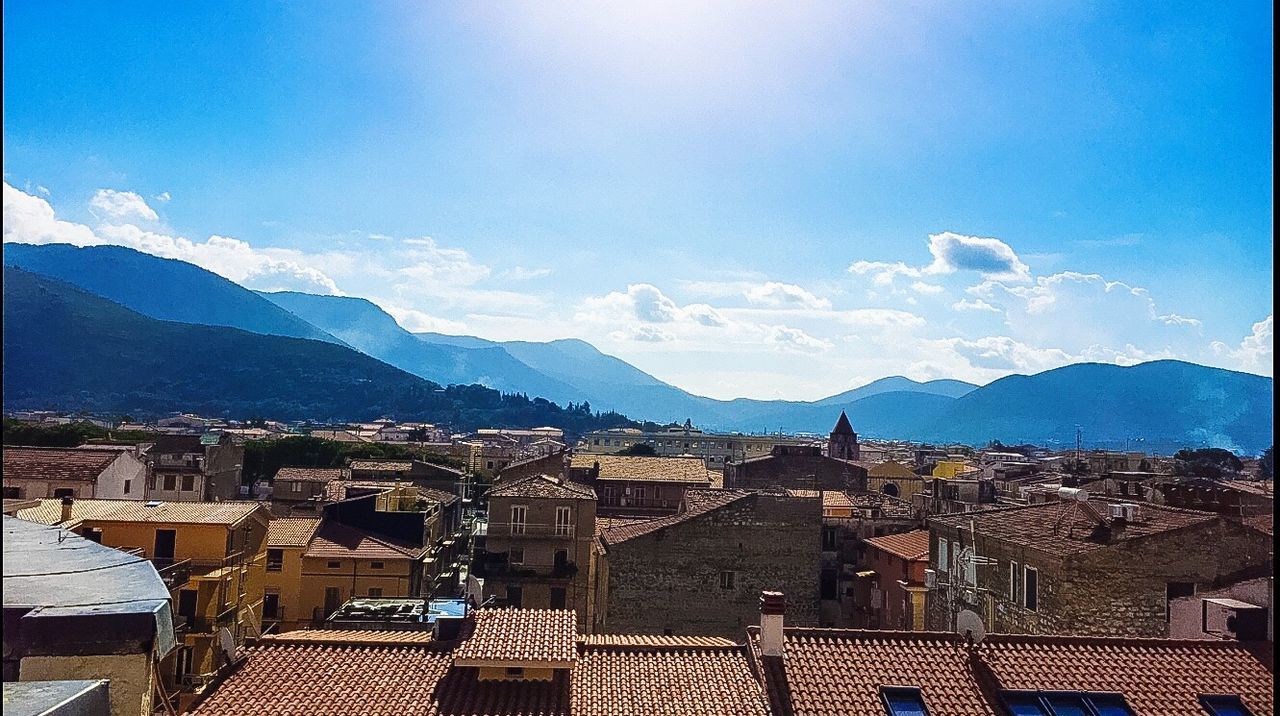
xmin=569 ymin=453 xmax=713 ymax=517
xmin=144 ymin=433 xmax=245 ymax=502
xmin=2 ymin=445 xmax=147 ymax=500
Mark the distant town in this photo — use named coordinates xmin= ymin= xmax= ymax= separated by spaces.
xmin=2 ymin=407 xmax=1272 ymax=714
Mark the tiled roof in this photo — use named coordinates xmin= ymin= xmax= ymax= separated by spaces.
xmin=747 ymin=627 xmax=1276 ymax=716
xmin=309 ymin=429 xmax=369 ymax=443
xmin=574 ymin=639 xmax=769 ymax=716
xmin=274 ymin=466 xmax=347 ymax=483
xmin=192 ymin=626 xmax=768 ymax=716
xmin=418 ymin=486 xmax=461 ymax=505
xmin=349 ymin=460 xmax=415 ymax=472
xmin=929 ymin=500 xmax=1218 ymax=557
xmin=578 ymin=634 xmax=739 ymax=648
xmin=488 ymin=474 xmax=596 ymax=501
xmin=15 ymin=498 xmax=265 ymax=528
xmin=1 ymin=446 xmax=121 ymax=483
xmin=786 ymin=489 xmax=820 ymax=498
xmin=863 ymin=529 xmax=931 ymax=561
xmin=304 ymin=521 xmax=425 ymax=560
xmin=268 ymin=629 xmax=437 ymax=644
xmin=453 ymin=608 xmax=578 ymax=666
xmin=570 ymin=454 xmax=712 ymax=484
xmin=1241 ymin=512 xmax=1273 ymax=536
xmin=821 ymin=491 xmax=855 ymax=510
xmin=267 ymin=517 xmax=322 ymax=548
xmin=147 ymin=434 xmax=204 ymax=455
xmin=601 ymin=490 xmax=751 ymax=545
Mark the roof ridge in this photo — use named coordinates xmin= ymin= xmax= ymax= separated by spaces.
xmin=749 ymin=625 xmax=1270 ymax=649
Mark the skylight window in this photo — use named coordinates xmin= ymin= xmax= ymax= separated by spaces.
xmin=1200 ymin=695 xmax=1255 ymax=716
xmin=1001 ymin=691 xmax=1135 ymax=716
xmin=880 ymin=686 xmax=929 ymax=716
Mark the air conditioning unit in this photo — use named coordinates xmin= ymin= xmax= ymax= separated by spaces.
xmin=1202 ymin=598 xmax=1268 ymax=641
xmin=924 ymin=569 xmax=937 ymax=589
xmin=1109 ymin=503 xmax=1139 ymax=521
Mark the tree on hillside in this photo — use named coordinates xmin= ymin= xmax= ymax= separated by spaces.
xmin=1259 ymin=446 xmax=1273 ymax=480
xmin=1172 ymin=447 xmax=1243 ymax=480
xmin=617 ymin=443 xmax=657 ymax=456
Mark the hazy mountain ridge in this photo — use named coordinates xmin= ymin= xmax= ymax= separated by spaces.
xmin=3 ymin=244 xmax=1272 ymax=453
xmin=3 ymin=243 xmax=347 ymax=346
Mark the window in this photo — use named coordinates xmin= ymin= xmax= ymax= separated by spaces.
xmin=124 ymin=479 xmax=132 ymax=495
xmin=506 ymin=585 xmax=522 ymax=607
xmin=509 ymin=548 xmax=525 ymax=565
xmin=263 ymin=593 xmax=280 ymax=620
xmin=1199 ymin=695 xmax=1255 ymax=716
xmin=555 ymin=506 xmax=572 ymax=536
xmin=266 ymin=549 xmax=284 ymax=572
xmin=370 ymin=561 xmax=384 ymax=569
xmin=1010 ymin=561 xmax=1020 ymax=600
xmin=487 ymin=461 xmax=494 ymax=469
xmin=181 ymin=474 xmax=195 ymax=492
xmin=83 ymin=528 xmax=103 ymax=543
xmin=327 ymin=560 xmax=341 ymax=569
xmin=175 ymin=646 xmax=194 ymax=678
xmin=1167 ymin=582 xmax=1195 ymax=622
xmin=2 ymin=487 xmax=20 ymax=499
xmin=550 ymin=587 xmax=567 ymax=609
xmin=880 ymin=686 xmax=930 ymax=716
xmin=510 ymin=505 xmax=527 ymax=535
xmin=368 ymin=587 xmax=383 ymax=597
xmin=1023 ymin=566 xmax=1038 ymax=611
xmin=52 ymin=488 xmax=75 ymax=498
xmin=938 ymin=539 xmax=949 ymax=572
xmin=164 ymin=474 xmax=177 ymax=491
xmin=719 ymin=571 xmax=736 ymax=589
xmin=634 ymin=486 xmax=647 ymax=501
xmin=291 ymin=481 xmax=302 ymax=493
xmin=822 ymin=527 xmax=839 ymax=551
xmin=1001 ymin=691 xmax=1135 ymax=716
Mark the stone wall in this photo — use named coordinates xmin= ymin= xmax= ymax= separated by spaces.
xmin=602 ymin=492 xmax=821 ymax=638
xmin=725 ymin=449 xmax=867 ymax=492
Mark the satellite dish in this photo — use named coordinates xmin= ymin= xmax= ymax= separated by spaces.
xmin=956 ymin=609 xmax=986 ymax=643
xmin=217 ymin=627 xmax=236 ymax=662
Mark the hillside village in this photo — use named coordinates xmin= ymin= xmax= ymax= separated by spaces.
xmin=2 ymin=409 xmax=1273 ymax=714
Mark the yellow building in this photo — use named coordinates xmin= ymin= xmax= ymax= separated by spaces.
xmin=866 ymin=460 xmax=926 ymax=502
xmin=299 ymin=521 xmax=428 ymax=625
xmin=15 ymin=498 xmax=269 ymax=706
xmin=931 ymin=460 xmax=977 ymax=479
xmin=263 ymin=516 xmax=322 ymax=633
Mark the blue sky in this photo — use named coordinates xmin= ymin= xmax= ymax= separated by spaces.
xmin=3 ymin=1 xmax=1273 ymax=399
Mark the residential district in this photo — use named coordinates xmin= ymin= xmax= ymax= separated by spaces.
xmin=1 ymin=410 xmax=1273 ymax=715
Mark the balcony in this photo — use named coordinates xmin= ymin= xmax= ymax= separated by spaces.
xmin=188 ymin=604 xmax=238 ymax=634
xmin=473 ymin=559 xmax=578 ymax=580
xmin=487 ymin=522 xmax=575 ymax=539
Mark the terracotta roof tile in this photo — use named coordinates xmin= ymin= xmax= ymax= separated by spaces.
xmin=747 ymin=627 xmax=1275 ymax=716
xmin=578 ymin=634 xmax=739 ymax=648
xmin=418 ymin=487 xmax=461 ymax=505
xmin=570 ymin=454 xmax=713 ymax=484
xmin=488 ymin=474 xmax=596 ymax=501
xmin=303 ymin=521 xmax=425 ymax=560
xmin=574 ymin=641 xmax=768 ymax=716
xmin=274 ymin=466 xmax=347 ymax=483
xmin=1 ymin=446 xmax=121 ymax=483
xmin=266 ymin=629 xmax=437 ymax=644
xmin=601 ymin=489 xmax=751 ymax=544
xmin=16 ymin=498 xmax=266 ymax=529
xmin=1241 ymin=512 xmax=1273 ymax=536
xmin=863 ymin=529 xmax=931 ymax=561
xmin=821 ymin=491 xmax=855 ymax=510
xmin=453 ymin=608 xmax=578 ymax=665
xmin=929 ymin=500 xmax=1218 ymax=557
xmin=267 ymin=517 xmax=322 ymax=548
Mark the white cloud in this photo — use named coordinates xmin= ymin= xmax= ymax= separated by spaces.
xmin=3 ymin=182 xmax=102 ymax=247
xmin=398 ymin=237 xmax=491 ymax=285
xmin=36 ymin=185 xmax=50 ymax=196
xmin=909 ymin=281 xmax=944 ymax=295
xmin=611 ymin=325 xmax=676 ymax=342
xmin=90 ymin=189 xmax=159 ymax=222
xmin=848 ymin=260 xmax=921 ymax=286
xmin=923 ymin=231 xmax=1030 ymax=282
xmin=763 ymin=325 xmax=833 ymax=352
xmin=1211 ymin=316 xmax=1273 ymax=376
xmin=379 ymin=303 xmax=470 ymax=334
xmin=743 ymin=281 xmax=831 ymax=309
xmin=952 ymin=298 xmax=1001 ymax=313
xmin=153 ymin=191 xmax=171 ymax=203
xmin=502 ymin=266 xmax=553 ymax=281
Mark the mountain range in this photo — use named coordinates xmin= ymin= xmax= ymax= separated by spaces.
xmin=3 ymin=243 xmax=1273 ymax=453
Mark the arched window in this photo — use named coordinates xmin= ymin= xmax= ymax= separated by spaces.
xmin=881 ymin=482 xmax=900 ymax=497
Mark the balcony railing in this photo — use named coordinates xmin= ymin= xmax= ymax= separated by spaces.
xmin=487 ymin=522 xmax=575 ymax=538
xmin=474 ymin=560 xmax=578 ymax=580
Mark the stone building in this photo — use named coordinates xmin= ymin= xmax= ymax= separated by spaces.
xmin=594 ymin=489 xmax=821 ymax=638
xmin=569 ymin=454 xmax=713 ymax=517
xmin=826 ymin=410 xmax=860 ymax=461
xmin=819 ymin=491 xmax=923 ymax=627
xmin=494 ymin=450 xmax=570 ymax=485
xmin=269 ymin=466 xmax=348 ymax=516
xmin=476 ymin=475 xmax=598 ymax=630
xmin=925 ymin=497 xmax=1274 ymax=637
xmin=145 ymin=433 xmax=245 ymax=502
xmin=348 ymin=458 xmax=470 ymax=499
xmin=865 ymin=460 xmax=925 ymax=501
xmin=2 ymin=445 xmax=147 ymax=501
xmin=724 ymin=445 xmax=867 ymax=492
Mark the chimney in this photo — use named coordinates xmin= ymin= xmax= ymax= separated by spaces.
xmin=60 ymin=496 xmax=74 ymax=523
xmin=759 ymin=591 xmax=785 ymax=657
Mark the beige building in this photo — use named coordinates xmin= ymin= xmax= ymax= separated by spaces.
xmin=569 ymin=453 xmax=713 ymax=516
xmin=478 ymin=474 xmax=598 ymax=630
xmin=2 ymin=445 xmax=147 ymax=500
xmin=578 ymin=427 xmax=811 ymax=471
xmin=866 ymin=460 xmax=926 ymax=501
